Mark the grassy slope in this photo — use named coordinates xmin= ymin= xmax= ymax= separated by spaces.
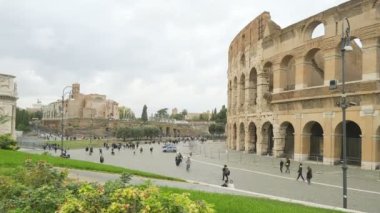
xmin=160 ymin=187 xmax=341 ymax=213
xmin=0 ymin=149 xmax=182 ymax=181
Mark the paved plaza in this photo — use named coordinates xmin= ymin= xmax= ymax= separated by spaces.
xmin=23 ymin=140 xmax=380 ymax=213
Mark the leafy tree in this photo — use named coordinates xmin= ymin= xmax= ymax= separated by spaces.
xmin=119 ymin=107 xmax=135 ymax=120
xmin=155 ymin=108 xmax=169 ymax=119
xmin=141 ymin=105 xmax=148 ymax=122
xmin=208 ymin=123 xmax=216 ymax=135
xmin=171 ymin=113 xmax=184 ymax=120
xmin=215 ymin=123 xmax=225 ymax=135
xmin=16 ymin=108 xmax=31 ymax=132
xmin=181 ymin=109 xmax=187 ymax=116
xmin=215 ymin=105 xmax=227 ymax=124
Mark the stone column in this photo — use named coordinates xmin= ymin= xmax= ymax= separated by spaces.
xmin=361 ymin=37 xmax=380 ymax=80
xmin=272 ymin=63 xmax=283 ymax=93
xmin=323 ymin=48 xmax=341 ymax=86
xmin=256 ymin=126 xmax=264 ymax=155
xmin=295 ymin=57 xmax=307 ymax=90
xmin=323 ymin=112 xmax=337 ymax=165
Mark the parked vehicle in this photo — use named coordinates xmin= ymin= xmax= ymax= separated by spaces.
xmin=162 ymin=145 xmax=177 ymax=152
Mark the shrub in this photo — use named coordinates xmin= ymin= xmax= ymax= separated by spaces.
xmin=0 ymin=134 xmax=18 ymax=150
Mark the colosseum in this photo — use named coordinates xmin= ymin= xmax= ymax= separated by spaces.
xmin=226 ymin=0 xmax=380 ymax=170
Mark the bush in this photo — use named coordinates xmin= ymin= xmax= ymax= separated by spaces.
xmin=0 ymin=134 xmax=18 ymax=150
xmin=0 ymin=160 xmax=215 ymax=213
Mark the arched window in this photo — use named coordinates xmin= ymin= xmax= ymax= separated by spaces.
xmin=280 ymin=55 xmax=296 ymax=91
xmin=304 ymin=48 xmax=324 ymax=87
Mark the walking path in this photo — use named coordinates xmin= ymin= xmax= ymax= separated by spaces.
xmin=21 ymin=140 xmax=380 ymax=212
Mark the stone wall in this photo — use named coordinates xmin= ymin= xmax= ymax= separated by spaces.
xmin=227 ymin=0 xmax=380 ymax=170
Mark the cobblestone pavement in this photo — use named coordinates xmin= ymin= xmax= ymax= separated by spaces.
xmin=22 ymin=140 xmax=380 ymax=212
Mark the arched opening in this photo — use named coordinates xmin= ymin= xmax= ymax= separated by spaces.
xmin=303 ymin=121 xmax=324 ymax=161
xmin=233 ymin=77 xmax=238 ymax=114
xmin=233 ymin=123 xmax=237 ymax=150
xmin=310 ymin=22 xmax=325 ymax=39
xmin=262 ymin=122 xmax=274 ymax=155
xmin=304 ymin=48 xmax=324 ymax=87
xmin=166 ymin=127 xmax=170 ymax=137
xmin=248 ymin=68 xmax=257 ymax=107
xmin=239 ymin=74 xmax=246 ymax=112
xmin=280 ymin=55 xmax=295 ymax=91
xmin=280 ymin=122 xmax=294 ymax=158
xmin=239 ymin=123 xmax=245 ymax=151
xmin=248 ymin=122 xmax=257 ymax=153
xmin=159 ymin=127 xmax=163 ymax=136
xmin=335 ymin=121 xmax=362 ymax=166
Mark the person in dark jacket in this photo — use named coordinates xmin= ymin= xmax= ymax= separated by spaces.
xmin=280 ymin=160 xmax=284 ymax=173
xmin=285 ymin=158 xmax=290 ymax=173
xmin=222 ymin=165 xmax=230 ymax=181
xmin=296 ymin=163 xmax=305 ymax=181
xmin=306 ymin=166 xmax=312 ymax=184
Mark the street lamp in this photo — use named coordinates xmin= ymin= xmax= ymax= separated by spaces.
xmin=340 ymin=17 xmax=352 ymax=209
xmin=61 ymin=86 xmax=72 ymax=156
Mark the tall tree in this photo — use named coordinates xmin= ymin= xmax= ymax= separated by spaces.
xmin=141 ymin=105 xmax=148 ymax=122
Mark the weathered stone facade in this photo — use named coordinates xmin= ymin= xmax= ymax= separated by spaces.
xmin=42 ymin=83 xmax=119 ymax=120
xmin=227 ymin=0 xmax=380 ymax=170
xmin=0 ymin=74 xmax=17 ymax=138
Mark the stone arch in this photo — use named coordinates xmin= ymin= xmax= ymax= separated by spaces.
xmin=248 ymin=122 xmax=257 ymax=153
xmin=261 ymin=121 xmax=274 ymax=155
xmin=305 ymin=21 xmax=325 ymax=39
xmin=303 ymin=121 xmax=324 ymax=161
xmin=304 ymin=48 xmax=324 ymax=87
xmin=280 ymin=55 xmax=296 ymax=91
xmin=233 ymin=77 xmax=238 ymax=114
xmin=232 ymin=123 xmax=237 ymax=150
xmin=239 ymin=74 xmax=246 ymax=111
xmin=239 ymin=122 xmax=245 ymax=151
xmin=166 ymin=126 xmax=170 ymax=137
xmin=279 ymin=122 xmax=295 ymax=158
xmin=334 ymin=121 xmax=362 ymax=166
xmin=248 ymin=68 xmax=257 ymax=106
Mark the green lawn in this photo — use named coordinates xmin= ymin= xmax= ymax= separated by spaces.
xmin=160 ymin=187 xmax=341 ymax=213
xmin=0 ymin=149 xmax=183 ymax=182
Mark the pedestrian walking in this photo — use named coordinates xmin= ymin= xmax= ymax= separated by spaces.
xmin=296 ymin=163 xmax=305 ymax=181
xmin=150 ymin=147 xmax=153 ymax=153
xmin=280 ymin=160 xmax=284 ymax=173
xmin=285 ymin=158 xmax=290 ymax=173
xmin=186 ymin=156 xmax=191 ymax=171
xmin=140 ymin=147 xmax=143 ymax=153
xmin=100 ymin=155 xmax=104 ymax=163
xmin=222 ymin=165 xmax=230 ymax=181
xmin=306 ymin=166 xmax=312 ymax=184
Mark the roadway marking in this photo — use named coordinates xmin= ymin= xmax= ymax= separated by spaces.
xmin=191 ymin=159 xmax=380 ymax=196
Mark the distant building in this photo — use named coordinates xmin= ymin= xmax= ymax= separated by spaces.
xmin=0 ymin=74 xmax=17 ymax=138
xmin=42 ymin=83 xmax=119 ymax=120
xmin=26 ymin=99 xmax=43 ymax=113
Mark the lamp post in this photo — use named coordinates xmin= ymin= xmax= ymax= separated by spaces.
xmin=340 ymin=17 xmax=352 ymax=209
xmin=61 ymin=86 xmax=72 ymax=156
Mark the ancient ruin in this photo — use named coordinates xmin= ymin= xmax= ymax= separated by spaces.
xmin=0 ymin=73 xmax=17 ymax=138
xmin=227 ymin=0 xmax=380 ymax=169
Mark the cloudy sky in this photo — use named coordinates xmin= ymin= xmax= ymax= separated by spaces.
xmin=2 ymin=0 xmax=348 ymax=117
